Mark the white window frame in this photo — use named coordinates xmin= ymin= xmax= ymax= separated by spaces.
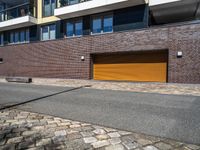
xmin=91 ymin=13 xmax=113 ymax=35
xmin=41 ymin=24 xmax=56 ymax=41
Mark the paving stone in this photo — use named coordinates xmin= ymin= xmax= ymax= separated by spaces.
xmin=137 ymin=138 xmax=153 ymax=146
xmin=123 ymin=141 xmax=139 ymax=149
xmin=105 ymin=144 xmax=125 ymax=150
xmin=31 ymin=126 xmax=45 ymax=130
xmin=45 ymin=123 xmax=57 ymax=128
xmin=81 ymin=123 xmax=91 ymax=127
xmin=186 ymin=144 xmax=200 ymax=150
xmin=93 ymin=129 xmax=106 ymax=135
xmin=155 ymin=142 xmax=173 ymax=150
xmin=104 ymin=128 xmax=117 ymax=133
xmin=96 ymin=134 xmax=110 ymax=141
xmin=26 ymin=146 xmax=45 ymax=150
xmin=69 ymin=124 xmax=81 ymax=128
xmin=58 ymin=122 xmax=71 ymax=126
xmin=118 ymin=131 xmax=132 ymax=136
xmin=36 ymin=138 xmax=52 ymax=146
xmin=143 ymin=146 xmax=159 ymax=150
xmin=92 ymin=140 xmax=110 ymax=148
xmin=7 ymin=136 xmax=23 ymax=144
xmin=17 ymin=140 xmax=35 ymax=149
xmin=109 ymin=138 xmax=121 ymax=145
xmin=0 ymin=144 xmax=15 ymax=150
xmin=22 ymin=130 xmax=38 ymax=136
xmin=80 ymin=131 xmax=95 ymax=137
xmin=66 ymin=129 xmax=79 ymax=134
xmin=0 ymin=138 xmax=6 ymax=146
xmin=52 ymin=135 xmax=67 ymax=144
xmin=12 ymin=127 xmax=27 ymax=133
xmin=54 ymin=130 xmax=66 ymax=136
xmin=67 ymin=133 xmax=82 ymax=140
xmin=108 ymin=132 xmax=121 ymax=138
xmin=83 ymin=137 xmax=97 ymax=143
xmin=6 ymin=132 xmax=21 ymax=138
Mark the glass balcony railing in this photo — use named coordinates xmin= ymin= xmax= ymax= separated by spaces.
xmin=58 ymin=0 xmax=91 ymax=8
xmin=0 ymin=3 xmax=36 ymax=22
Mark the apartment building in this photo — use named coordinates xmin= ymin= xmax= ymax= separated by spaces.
xmin=0 ymin=0 xmax=199 ymax=83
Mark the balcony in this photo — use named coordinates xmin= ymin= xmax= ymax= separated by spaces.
xmin=149 ymin=0 xmax=200 ymax=25
xmin=55 ymin=0 xmax=147 ymax=19
xmin=0 ymin=1 xmax=37 ymax=31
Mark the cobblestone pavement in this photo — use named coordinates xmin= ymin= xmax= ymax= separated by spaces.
xmin=0 ymin=109 xmax=200 ymax=150
xmin=32 ymin=78 xmax=200 ymax=96
xmin=1 ymin=78 xmax=200 ymax=96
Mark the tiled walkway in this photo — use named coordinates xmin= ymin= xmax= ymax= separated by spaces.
xmin=0 ymin=109 xmax=199 ymax=150
xmin=30 ymin=78 xmax=200 ymax=96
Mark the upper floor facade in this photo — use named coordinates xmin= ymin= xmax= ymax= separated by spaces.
xmin=0 ymin=0 xmax=199 ymax=46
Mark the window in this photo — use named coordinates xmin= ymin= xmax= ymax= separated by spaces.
xmin=0 ymin=58 xmax=3 ymax=63
xmin=41 ymin=24 xmax=56 ymax=41
xmin=0 ymin=34 xmax=3 ymax=46
xmin=66 ymin=19 xmax=83 ymax=37
xmin=9 ymin=29 xmax=29 ymax=44
xmin=43 ymin=0 xmax=55 ymax=17
xmin=92 ymin=14 xmax=113 ymax=34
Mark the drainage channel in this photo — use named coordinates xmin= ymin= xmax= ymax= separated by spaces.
xmin=0 ymin=85 xmax=91 ymax=111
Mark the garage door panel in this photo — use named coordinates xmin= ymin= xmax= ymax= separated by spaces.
xmin=93 ymin=51 xmax=167 ymax=82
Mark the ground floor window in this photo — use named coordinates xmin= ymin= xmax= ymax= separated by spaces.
xmin=9 ymin=29 xmax=29 ymax=44
xmin=66 ymin=19 xmax=83 ymax=37
xmin=0 ymin=34 xmax=3 ymax=46
xmin=41 ymin=24 xmax=56 ymax=41
xmin=91 ymin=14 xmax=113 ymax=34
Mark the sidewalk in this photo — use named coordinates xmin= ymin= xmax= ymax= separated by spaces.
xmin=31 ymin=78 xmax=200 ymax=96
xmin=0 ymin=109 xmax=199 ymax=150
xmin=1 ymin=78 xmax=200 ymax=96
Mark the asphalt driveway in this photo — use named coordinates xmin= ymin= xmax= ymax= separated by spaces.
xmin=0 ymin=82 xmax=199 ymax=144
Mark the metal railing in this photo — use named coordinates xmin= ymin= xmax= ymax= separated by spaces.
xmin=0 ymin=3 xmax=35 ymax=22
xmin=58 ymin=0 xmax=91 ymax=8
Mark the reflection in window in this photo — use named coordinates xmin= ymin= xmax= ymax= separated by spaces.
xmin=92 ymin=14 xmax=113 ymax=34
xmin=9 ymin=29 xmax=29 ymax=44
xmin=103 ymin=15 xmax=113 ymax=32
xmin=43 ymin=0 xmax=55 ymax=17
xmin=92 ymin=17 xmax=101 ymax=34
xmin=66 ymin=22 xmax=74 ymax=37
xmin=75 ymin=21 xmax=83 ymax=36
xmin=66 ymin=19 xmax=83 ymax=37
xmin=41 ymin=24 xmax=56 ymax=41
xmin=0 ymin=34 xmax=3 ymax=46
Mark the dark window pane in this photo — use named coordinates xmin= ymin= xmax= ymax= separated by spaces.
xmin=66 ymin=22 xmax=74 ymax=37
xmin=20 ymin=31 xmax=25 ymax=42
xmin=75 ymin=20 xmax=83 ymax=36
xmin=26 ymin=29 xmax=30 ymax=42
xmin=10 ymin=32 xmax=14 ymax=43
xmin=0 ymin=34 xmax=3 ymax=45
xmin=42 ymin=26 xmax=49 ymax=40
xmin=92 ymin=17 xmax=101 ymax=34
xmin=103 ymin=15 xmax=113 ymax=32
xmin=49 ymin=24 xmax=56 ymax=39
xmin=14 ymin=32 xmax=19 ymax=43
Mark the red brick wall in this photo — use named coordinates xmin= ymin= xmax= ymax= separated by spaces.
xmin=0 ymin=23 xmax=199 ymax=84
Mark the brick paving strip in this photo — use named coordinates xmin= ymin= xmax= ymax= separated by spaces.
xmin=32 ymin=79 xmax=200 ymax=96
xmin=0 ymin=78 xmax=200 ymax=96
xmin=0 ymin=109 xmax=199 ymax=150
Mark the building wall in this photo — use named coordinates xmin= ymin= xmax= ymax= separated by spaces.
xmin=0 ymin=23 xmax=199 ymax=84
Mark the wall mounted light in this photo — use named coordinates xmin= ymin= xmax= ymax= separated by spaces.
xmin=177 ymin=51 xmax=183 ymax=58
xmin=81 ymin=56 xmax=85 ymax=61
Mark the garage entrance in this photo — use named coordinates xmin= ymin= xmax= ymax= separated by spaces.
xmin=93 ymin=51 xmax=168 ymax=82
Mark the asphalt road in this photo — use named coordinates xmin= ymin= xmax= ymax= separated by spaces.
xmin=0 ymin=82 xmax=199 ymax=144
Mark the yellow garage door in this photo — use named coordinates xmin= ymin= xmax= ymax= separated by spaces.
xmin=93 ymin=51 xmax=168 ymax=82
